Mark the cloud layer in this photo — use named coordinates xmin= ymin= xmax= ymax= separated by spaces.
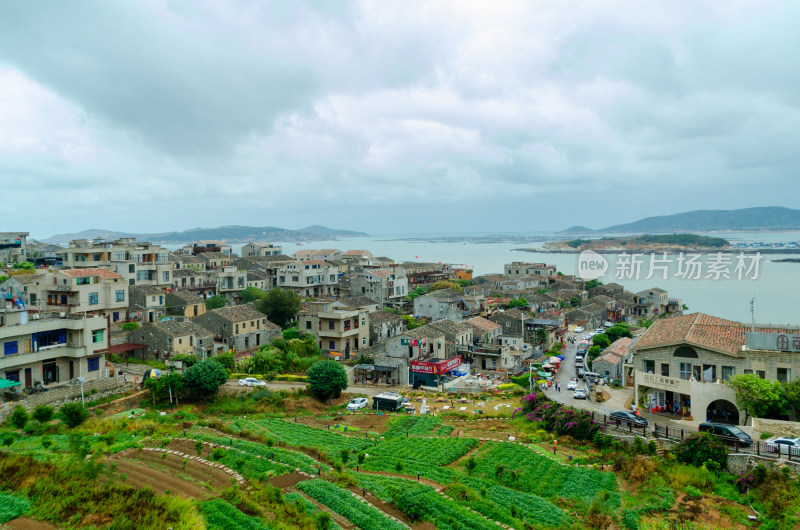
xmin=0 ymin=0 xmax=797 ymax=237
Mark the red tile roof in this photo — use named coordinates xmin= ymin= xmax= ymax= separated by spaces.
xmin=635 ymin=313 xmax=747 ymax=356
xmin=60 ymin=268 xmax=123 ymax=280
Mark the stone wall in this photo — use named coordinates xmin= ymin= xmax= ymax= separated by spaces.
xmin=17 ymin=377 xmax=136 ymax=414
xmin=728 ymin=454 xmax=800 ymax=477
xmin=752 ymin=417 xmax=800 ymax=437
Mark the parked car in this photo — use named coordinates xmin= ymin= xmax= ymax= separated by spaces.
xmin=577 ymin=368 xmax=585 ymax=378
xmin=238 ymin=377 xmax=266 ymax=387
xmin=346 ymin=397 xmax=369 ymax=411
xmin=698 ymin=422 xmax=753 ymax=447
xmin=567 ymin=379 xmax=579 ymax=391
xmin=765 ymin=437 xmax=800 ymax=457
xmin=603 ymin=322 xmax=613 ymax=328
xmin=610 ymin=410 xmax=648 ymax=427
xmin=594 ymin=328 xmax=604 ymax=334
xmin=573 ymin=388 xmax=587 ymax=399
xmin=573 ymin=326 xmax=585 ymax=333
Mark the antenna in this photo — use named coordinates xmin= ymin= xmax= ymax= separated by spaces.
xmin=750 ymin=298 xmax=755 ymax=332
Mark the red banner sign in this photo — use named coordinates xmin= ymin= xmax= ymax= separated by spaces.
xmin=410 ymin=355 xmax=462 ymax=375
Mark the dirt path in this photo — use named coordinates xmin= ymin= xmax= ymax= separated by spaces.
xmin=285 ymin=487 xmax=356 ymax=530
xmin=3 ymin=518 xmax=58 ymax=530
xmin=268 ymin=471 xmax=314 ymax=489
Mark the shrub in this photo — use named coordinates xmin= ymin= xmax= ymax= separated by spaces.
xmin=31 ymin=405 xmax=54 ymax=423
xmin=673 ymin=433 xmax=727 ymax=469
xmin=2 ymin=433 xmax=14 ymax=447
xmin=307 ymin=360 xmax=348 ymax=402
xmin=184 ymin=359 xmax=228 ymax=398
xmin=7 ymin=406 xmax=28 ymax=429
xmin=23 ymin=419 xmax=42 ymax=436
xmin=59 ymin=403 xmax=90 ymax=428
xmin=685 ymin=485 xmax=703 ymax=498
xmin=121 ymin=322 xmax=139 ymax=331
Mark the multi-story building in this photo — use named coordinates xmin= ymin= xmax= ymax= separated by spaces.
xmin=413 ymin=288 xmax=467 ymax=322
xmin=166 ymin=290 xmax=206 ymax=318
xmin=504 ymin=261 xmax=556 ymax=278
xmin=245 ymin=270 xmax=268 ymax=291
xmin=631 ymin=313 xmax=800 ymax=425
xmin=0 ymin=233 xmax=29 ymax=264
xmin=349 ymin=268 xmax=408 ymax=307
xmin=129 ymin=320 xmax=214 ymax=358
xmin=57 ymin=238 xmax=172 ymax=287
xmin=209 ymin=266 xmax=247 ymax=297
xmin=0 ymin=273 xmax=45 ymax=309
xmin=489 ymin=309 xmax=532 ymax=350
xmin=39 ymin=269 xmax=129 ymax=322
xmin=368 ymin=310 xmax=405 ymax=346
xmin=234 ymin=255 xmax=294 ymax=290
xmin=179 ymin=241 xmax=233 ymax=256
xmin=128 ymin=285 xmax=166 ymax=323
xmin=1 ymin=309 xmax=109 ymax=388
xmin=198 ymin=252 xmax=234 ymax=270
xmin=401 ymin=262 xmax=453 ymax=286
xmin=291 ymin=249 xmax=343 ymax=262
xmin=194 ymin=305 xmax=280 ymax=352
xmin=341 ymin=250 xmax=373 ymax=265
xmin=276 ymin=260 xmax=339 ymax=297
xmin=298 ymin=303 xmax=370 ymax=359
xmin=242 ymin=242 xmax=283 ymax=257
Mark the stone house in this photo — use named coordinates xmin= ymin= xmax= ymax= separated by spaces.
xmin=588 ymin=282 xmax=624 ymax=297
xmin=166 ymin=290 xmax=206 ymax=318
xmin=198 ymin=252 xmax=233 ymax=270
xmin=632 ymin=313 xmax=800 ymax=425
xmin=0 ymin=273 xmax=45 ymax=308
xmin=129 ymin=320 xmax=214 ymax=358
xmin=246 ymin=270 xmax=268 ymax=291
xmin=368 ymin=310 xmax=405 ymax=346
xmin=489 ymin=309 xmax=531 ymax=349
xmin=241 ymin=242 xmax=283 ymax=257
xmin=413 ymin=288 xmax=465 ymax=322
xmin=128 ymin=285 xmax=166 ymax=323
xmin=591 ymin=337 xmax=633 ymax=380
xmin=276 ymin=260 xmax=339 ymax=297
xmin=503 ymin=262 xmax=556 ymax=278
xmin=349 ymin=268 xmax=408 ymax=308
xmin=466 ymin=316 xmax=502 ymax=344
xmin=194 ymin=304 xmax=280 ymax=353
xmin=297 ymin=304 xmax=370 ymax=359
xmin=291 ymin=249 xmax=343 ymax=262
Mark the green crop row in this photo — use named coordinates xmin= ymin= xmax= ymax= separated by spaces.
xmin=283 ymin=492 xmax=343 ymax=530
xmin=383 ymin=416 xmax=450 ymax=437
xmin=210 ymin=448 xmax=294 ymax=480
xmin=231 ymin=419 xmax=374 ymax=462
xmin=200 ymin=498 xmax=271 ymax=530
xmin=190 ymin=431 xmax=325 ymax=474
xmin=0 ymin=493 xmax=31 ymax=524
xmin=297 ymin=479 xmax=406 ymax=530
xmin=469 ymin=442 xmax=620 ymax=506
xmin=366 ymin=437 xmax=477 ymax=466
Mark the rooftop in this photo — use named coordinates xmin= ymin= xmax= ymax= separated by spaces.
xmin=369 ymin=310 xmax=403 ymax=324
xmin=466 ymin=316 xmax=502 ymax=335
xmin=152 ymin=320 xmax=213 ymax=338
xmin=130 ymin=285 xmax=164 ymax=295
xmin=60 ymin=268 xmax=123 ymax=280
xmin=212 ymin=304 xmax=265 ymax=323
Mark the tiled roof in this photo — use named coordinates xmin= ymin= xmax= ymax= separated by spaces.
xmin=493 ymin=308 xmax=529 ymax=320
xmin=60 ymin=268 xmax=123 ymax=280
xmin=265 ymin=320 xmax=281 ymax=331
xmin=304 ymin=260 xmax=329 ymax=266
xmin=172 ymin=268 xmax=202 ymax=278
xmin=344 ymin=250 xmax=369 ymax=256
xmin=246 ymin=270 xmax=267 ymax=281
xmin=603 ymin=337 xmax=633 ymax=358
xmin=167 ymin=290 xmax=202 ymax=304
xmin=634 ymin=313 xmax=748 ymax=356
xmin=130 ymin=285 xmax=164 ymax=295
xmin=369 ymin=310 xmax=403 ymax=324
xmin=337 ymin=296 xmax=378 ymax=308
xmin=424 ymin=288 xmax=461 ymax=301
xmin=368 ymin=270 xmax=393 ymax=279
xmin=198 ymin=252 xmax=229 ymax=260
xmin=12 ymin=273 xmax=43 ymax=285
xmin=212 ymin=304 xmax=265 ymax=323
xmin=292 ymin=249 xmax=340 ymax=257
xmin=153 ymin=320 xmax=213 ymax=338
xmin=404 ymin=324 xmax=444 ymax=340
xmin=466 ymin=316 xmax=502 ymax=335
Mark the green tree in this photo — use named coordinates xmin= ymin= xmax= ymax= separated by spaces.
xmin=14 ymin=262 xmax=34 ymax=270
xmin=8 ymin=406 xmax=28 ymax=429
xmin=205 ymin=295 xmax=229 ymax=310
xmin=215 ymin=352 xmax=235 ymax=370
xmin=144 ymin=372 xmax=185 ymax=405
xmin=238 ymin=286 xmax=267 ymax=304
xmin=31 ymin=405 xmax=54 ymax=423
xmin=172 ymin=353 xmax=198 ymax=369
xmin=255 ymin=288 xmax=301 ymax=328
xmin=183 ymin=359 xmax=228 ymax=398
xmin=307 ymin=360 xmax=348 ymax=402
xmin=534 ymin=329 xmax=548 ymax=346
xmin=728 ymin=374 xmax=787 ymax=420
xmin=674 ymin=432 xmax=728 ymax=468
xmin=59 ymin=403 xmax=89 ymax=428
xmin=784 ymin=379 xmax=800 ymax=417
xmin=570 ymin=296 xmax=581 ymax=307
xmin=430 ymin=280 xmax=462 ymax=293
xmin=587 ymin=345 xmax=603 ymax=363
xmin=584 ymin=279 xmax=602 ymax=289
xmin=592 ymin=334 xmax=611 ymax=349
xmin=604 ymin=323 xmax=633 ymax=343
xmin=505 ymin=298 xmax=529 ymax=309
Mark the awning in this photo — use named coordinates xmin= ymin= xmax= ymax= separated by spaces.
xmin=0 ymin=378 xmax=21 ymax=389
xmin=373 ymin=366 xmax=395 ymax=372
xmin=354 ymin=364 xmax=374 ymax=370
xmin=95 ymin=343 xmax=148 ymax=354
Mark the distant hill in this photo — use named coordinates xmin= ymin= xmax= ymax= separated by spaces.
xmin=558 ymin=225 xmax=594 ymax=235
xmin=558 ymin=207 xmax=800 ymax=234
xmin=299 ymin=225 xmax=368 ymax=237
xmin=44 ymin=225 xmax=366 ymax=245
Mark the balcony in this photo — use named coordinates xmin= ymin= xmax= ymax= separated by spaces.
xmin=48 ymin=285 xmax=77 ymax=292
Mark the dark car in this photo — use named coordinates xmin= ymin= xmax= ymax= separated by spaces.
xmin=609 ymin=410 xmax=648 ymax=427
xmin=698 ymin=422 xmax=752 ymax=447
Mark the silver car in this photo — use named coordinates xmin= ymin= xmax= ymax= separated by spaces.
xmin=766 ymin=437 xmax=800 ymax=457
xmin=573 ymin=388 xmax=587 ymax=400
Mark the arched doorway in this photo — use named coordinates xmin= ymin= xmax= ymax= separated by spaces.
xmin=706 ymin=400 xmax=739 ymax=425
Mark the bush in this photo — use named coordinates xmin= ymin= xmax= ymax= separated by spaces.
xmin=32 ymin=405 xmax=54 ymax=424
xmin=23 ymin=419 xmax=42 ymax=436
xmin=307 ymin=360 xmax=348 ymax=402
xmin=673 ymin=432 xmax=727 ymax=469
xmin=183 ymin=359 xmax=228 ymax=398
xmin=121 ymin=322 xmax=139 ymax=331
xmin=59 ymin=403 xmax=90 ymax=428
xmin=7 ymin=406 xmax=28 ymax=429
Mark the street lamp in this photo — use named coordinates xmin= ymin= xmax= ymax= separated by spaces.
xmin=77 ymin=377 xmax=86 ymax=408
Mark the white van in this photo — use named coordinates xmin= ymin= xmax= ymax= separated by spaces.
xmin=583 ymin=371 xmax=601 ymax=382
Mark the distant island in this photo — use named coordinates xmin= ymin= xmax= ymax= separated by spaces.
xmin=541 ymin=234 xmax=730 ymax=253
xmin=43 ymin=225 xmax=368 ymax=245
xmin=559 ymin=206 xmax=800 ymax=234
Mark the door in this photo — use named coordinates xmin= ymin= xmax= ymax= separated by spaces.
xmin=24 ymin=368 xmax=32 ymax=388
xmin=481 ymin=358 xmax=486 ymax=370
xmin=69 ymin=361 xmax=74 ymax=380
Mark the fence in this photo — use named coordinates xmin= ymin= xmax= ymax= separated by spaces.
xmin=652 ymin=423 xmax=798 ymax=462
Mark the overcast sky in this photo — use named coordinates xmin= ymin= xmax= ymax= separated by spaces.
xmin=1 ymin=1 xmax=798 ymax=238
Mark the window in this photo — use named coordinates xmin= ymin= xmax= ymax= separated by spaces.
xmin=361 ymin=317 xmax=366 ymax=326
xmin=702 ymin=364 xmax=716 ymax=382
xmin=163 ymin=271 xmax=169 ymax=282
xmin=777 ymin=368 xmax=791 ymax=383
xmin=329 ymin=341 xmax=335 ymax=349
xmin=92 ymin=330 xmax=104 ymax=343
xmin=660 ymin=363 xmax=670 ymax=377
xmin=756 ymin=370 xmax=766 ymax=379
xmin=113 ymin=312 xmax=120 ymax=322
xmin=115 ymin=289 xmax=125 ymax=302
xmin=643 ymin=360 xmax=655 ymax=374
xmin=305 ymin=321 xmax=312 ymax=330
xmin=88 ymin=292 xmax=99 ymax=305
xmin=87 ymin=357 xmax=99 ymax=372
xmin=30 ymin=293 xmax=36 ymax=304
xmin=5 ymin=370 xmax=19 ymax=383
xmin=4 ymin=341 xmax=18 ymax=355
xmin=721 ymin=366 xmax=735 ymax=382
xmin=362 ymin=337 xmax=367 ymax=346
xmin=77 ymin=277 xmax=91 ymax=285
xmin=674 ymin=346 xmax=698 ymax=358
xmin=129 ymin=264 xmax=135 ymax=273
xmin=744 ymin=369 xmax=753 ymax=375
xmin=292 ymin=276 xmax=299 ymax=282
xmin=279 ymin=276 xmax=285 ymax=284
xmin=678 ymin=363 xmax=692 ymax=379
xmin=37 ymin=329 xmax=67 ymax=348
xmin=329 ymin=321 xmax=335 ymax=330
